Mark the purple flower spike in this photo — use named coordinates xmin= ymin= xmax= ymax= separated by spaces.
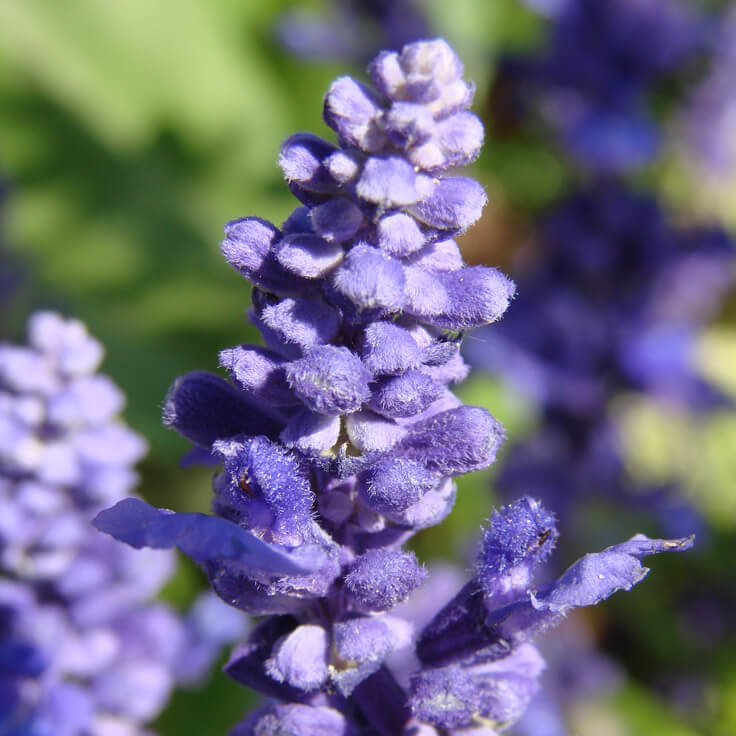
xmin=92 ymin=37 xmax=694 ymax=735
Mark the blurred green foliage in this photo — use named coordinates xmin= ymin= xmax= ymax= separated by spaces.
xmin=1 ymin=1 xmax=735 ymax=734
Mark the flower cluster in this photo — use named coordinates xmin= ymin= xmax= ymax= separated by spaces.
xmin=493 ymin=0 xmax=703 ymax=170
xmin=0 ymin=312 xmax=244 ymax=736
xmin=94 ymin=39 xmax=692 ymax=734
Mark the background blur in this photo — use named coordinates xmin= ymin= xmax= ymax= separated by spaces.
xmin=1 ymin=0 xmax=735 ymax=734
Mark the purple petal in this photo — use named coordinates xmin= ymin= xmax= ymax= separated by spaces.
xmin=484 ymin=535 xmax=695 ymax=649
xmin=233 ymin=703 xmax=356 ymax=736
xmin=163 ymin=371 xmax=281 ymax=447
xmin=280 ymin=409 xmax=341 ymax=453
xmin=93 ymin=498 xmax=320 ymax=575
xmin=213 ymin=435 xmax=314 ymax=541
xmin=332 ymin=615 xmax=412 ymax=695
xmin=409 ymin=644 xmax=543 ymax=729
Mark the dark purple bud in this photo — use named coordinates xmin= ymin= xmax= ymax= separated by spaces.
xmin=285 ymin=345 xmax=372 ymax=415
xmin=386 ymin=478 xmax=456 ymax=529
xmin=358 ymin=456 xmax=440 ymax=513
xmin=409 ymin=111 xmax=483 ymax=171
xmin=357 ymin=157 xmax=419 ymax=208
xmin=405 ymin=265 xmax=515 ymax=330
xmin=345 ymin=409 xmax=407 ymax=453
xmin=384 ymin=102 xmax=435 ymax=147
xmin=377 ymin=212 xmax=426 ymax=257
xmin=332 ymin=244 xmax=406 ymax=313
xmin=409 ymin=176 xmax=486 ymax=232
xmin=369 ymin=370 xmax=443 ymax=418
xmin=279 ymin=133 xmax=341 ymax=194
xmin=345 ymin=548 xmax=426 ymax=612
xmin=310 ymin=198 xmax=364 ymax=243
xmin=255 ymin=296 xmax=340 ymax=357
xmin=359 ymin=322 xmax=422 ymax=376
xmin=163 ymin=371 xmax=281 ymax=447
xmin=323 ymin=76 xmax=386 ymax=152
xmin=221 ymin=218 xmax=308 ymax=295
xmin=406 ymin=238 xmax=463 ymax=271
xmin=398 ymin=406 xmax=505 ymax=475
xmin=274 ymin=233 xmax=344 ymax=278
xmin=219 ymin=345 xmax=298 ymax=406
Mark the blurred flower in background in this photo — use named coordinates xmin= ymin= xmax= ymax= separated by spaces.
xmin=0 ymin=313 xmax=245 ymax=734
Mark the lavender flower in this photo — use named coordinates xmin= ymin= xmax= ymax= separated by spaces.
xmin=0 ymin=312 xmax=245 ymax=735
xmin=94 ymin=39 xmax=693 ymax=734
xmin=493 ymin=0 xmax=703 ymax=170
